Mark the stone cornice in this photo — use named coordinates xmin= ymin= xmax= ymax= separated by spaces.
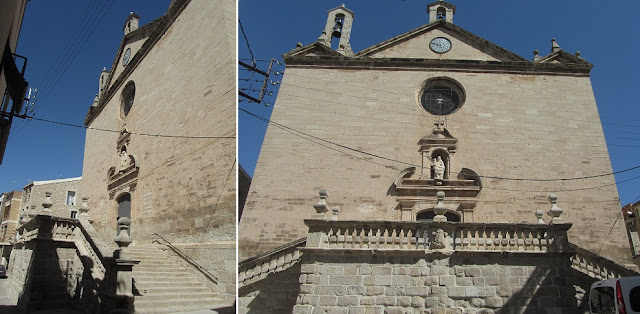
xmin=284 ymin=56 xmax=592 ymax=76
xmin=84 ymin=0 xmax=191 ymax=126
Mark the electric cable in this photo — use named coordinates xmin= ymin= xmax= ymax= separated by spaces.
xmin=28 ymin=116 xmax=235 ymax=139
xmin=239 ymin=107 xmax=640 ymax=182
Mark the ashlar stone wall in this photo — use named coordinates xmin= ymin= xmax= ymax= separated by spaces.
xmin=293 ymin=251 xmax=577 ymax=314
xmin=240 ymin=66 xmax=628 ymax=266
xmin=81 ymin=0 xmax=236 ymax=246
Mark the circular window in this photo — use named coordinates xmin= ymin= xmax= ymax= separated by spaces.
xmin=121 ymin=82 xmax=135 ymax=117
xmin=419 ymin=78 xmax=465 ymax=115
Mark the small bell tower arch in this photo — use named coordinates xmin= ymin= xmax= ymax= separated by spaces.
xmin=427 ymin=1 xmax=456 ymax=24
xmin=318 ymin=5 xmax=354 ymax=56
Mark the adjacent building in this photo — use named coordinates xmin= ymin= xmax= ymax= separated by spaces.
xmin=0 ymin=0 xmax=29 ymax=164
xmin=0 ymin=190 xmax=22 ymax=265
xmin=622 ymin=202 xmax=640 ymax=265
xmin=21 ymin=177 xmax=83 ymax=220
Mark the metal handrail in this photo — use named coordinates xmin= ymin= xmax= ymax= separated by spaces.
xmin=152 ymin=233 xmax=219 ymax=284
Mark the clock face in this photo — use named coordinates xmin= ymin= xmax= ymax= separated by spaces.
xmin=123 ymin=48 xmax=131 ymax=66
xmin=429 ymin=37 xmax=452 ymax=53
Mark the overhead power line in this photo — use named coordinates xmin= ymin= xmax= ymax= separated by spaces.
xmin=239 ymin=107 xmax=640 ymax=183
xmin=28 ymin=116 xmax=235 ymax=139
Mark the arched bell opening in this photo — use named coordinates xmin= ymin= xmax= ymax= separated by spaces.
xmin=416 ymin=209 xmax=460 ymax=222
xmin=436 ymin=7 xmax=446 ymax=20
xmin=430 ymin=148 xmax=450 ymax=179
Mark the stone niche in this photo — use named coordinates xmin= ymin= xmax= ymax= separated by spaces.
xmin=393 ymin=121 xmax=481 ymax=222
xmin=107 ymin=126 xmax=139 ymax=199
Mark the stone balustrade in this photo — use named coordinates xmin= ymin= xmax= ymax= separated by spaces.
xmin=238 ymin=238 xmax=306 ymax=287
xmin=305 ymin=219 xmax=572 ymax=253
xmin=569 ymin=243 xmax=639 ymax=280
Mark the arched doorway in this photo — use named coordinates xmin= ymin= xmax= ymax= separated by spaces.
xmin=117 ymin=193 xmax=131 ymax=235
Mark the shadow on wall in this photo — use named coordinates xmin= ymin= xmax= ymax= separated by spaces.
xmin=240 ymin=263 xmax=302 ymax=314
xmin=11 ymin=242 xmax=107 ymax=313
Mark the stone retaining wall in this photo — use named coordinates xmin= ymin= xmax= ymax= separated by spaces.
xmin=293 ymin=250 xmax=577 ymax=313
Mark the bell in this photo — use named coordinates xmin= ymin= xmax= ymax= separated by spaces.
xmin=332 ymin=17 xmax=343 ymax=38
xmin=332 ymin=26 xmax=342 ymax=38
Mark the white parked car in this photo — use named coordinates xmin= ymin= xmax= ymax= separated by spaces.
xmin=590 ymin=276 xmax=640 ymax=313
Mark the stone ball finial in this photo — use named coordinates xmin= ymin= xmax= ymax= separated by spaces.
xmin=433 ymin=191 xmax=448 ymax=222
xmin=115 ymin=217 xmax=133 ymax=249
xmin=547 ymin=194 xmax=564 ymax=224
xmin=118 ymin=217 xmax=131 ymax=227
xmin=79 ymin=196 xmax=90 ymax=220
xmin=575 ymin=51 xmax=581 ymax=57
xmin=312 ymin=190 xmax=330 ymax=219
xmin=533 ymin=49 xmax=539 ymax=56
xmin=330 ymin=206 xmax=341 ymax=221
xmin=297 ymin=42 xmax=303 ymax=48
xmin=535 ymin=208 xmax=545 ymax=224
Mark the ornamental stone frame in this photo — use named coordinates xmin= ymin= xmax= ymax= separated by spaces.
xmin=394 ymin=121 xmax=481 ymax=222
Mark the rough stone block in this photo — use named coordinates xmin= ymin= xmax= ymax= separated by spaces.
xmin=301 ymin=264 xmax=317 ymax=274
xmin=375 ymin=296 xmax=395 ymax=306
xmin=293 ymin=305 xmax=313 ymax=314
xmin=364 ymin=307 xmax=383 ymax=314
xmin=396 ymin=296 xmax=412 ymax=307
xmin=456 ymin=277 xmax=473 ymax=286
xmin=440 ymin=275 xmax=456 ymax=286
xmin=472 ymin=277 xmax=485 ymax=286
xmin=406 ymin=286 xmax=430 ymax=296
xmin=366 ymin=286 xmax=385 ymax=296
xmin=361 ymin=296 xmax=375 ymax=305
xmin=485 ymin=297 xmax=503 ymax=308
xmin=425 ymin=276 xmax=439 ymax=286
xmin=337 ymin=296 xmax=360 ymax=306
xmin=412 ymin=296 xmax=425 ymax=307
xmin=431 ymin=266 xmax=448 ymax=276
xmin=331 ymin=275 xmax=363 ymax=285
xmin=425 ymin=297 xmax=440 ymax=308
xmin=392 ymin=275 xmax=411 ymax=286
xmin=346 ymin=285 xmax=366 ymax=295
xmin=448 ymin=286 xmax=467 ymax=298
xmin=465 ymin=267 xmax=482 ymax=277
xmin=385 ymin=286 xmax=406 ymax=296
xmin=319 ymin=296 xmax=338 ymax=306
xmin=316 ymin=285 xmax=346 ymax=296
xmin=372 ymin=266 xmax=392 ymax=275
xmin=364 ymin=275 xmax=392 ymax=286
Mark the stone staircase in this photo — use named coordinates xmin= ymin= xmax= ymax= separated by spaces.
xmin=130 ymin=245 xmax=226 ymax=313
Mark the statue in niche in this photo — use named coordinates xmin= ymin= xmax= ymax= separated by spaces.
xmin=432 ymin=156 xmax=445 ymax=180
xmin=119 ymin=148 xmax=130 ymax=171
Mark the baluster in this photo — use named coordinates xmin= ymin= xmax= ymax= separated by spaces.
xmin=353 ymin=227 xmax=362 ymax=249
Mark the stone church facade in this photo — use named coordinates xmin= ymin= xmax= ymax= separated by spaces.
xmin=80 ymin=0 xmax=236 ymax=306
xmin=239 ymin=2 xmax=638 ymax=313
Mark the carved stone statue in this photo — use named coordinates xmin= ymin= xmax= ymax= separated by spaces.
xmin=119 ymin=149 xmax=130 ymax=171
xmin=432 ymin=156 xmax=445 ymax=180
xmin=431 ymin=228 xmax=448 ymax=249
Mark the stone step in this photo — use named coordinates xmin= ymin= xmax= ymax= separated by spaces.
xmin=134 ymin=262 xmax=179 ymax=269
xmin=132 ymin=267 xmax=189 ymax=274
xmin=133 ymin=274 xmax=196 ymax=281
xmin=134 ymin=298 xmax=227 ymax=313
xmin=134 ymin=280 xmax=206 ymax=289
xmin=135 ymin=285 xmax=213 ymax=295
xmin=134 ymin=291 xmax=219 ymax=302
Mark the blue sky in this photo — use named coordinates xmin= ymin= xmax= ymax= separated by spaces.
xmin=3 ymin=1 xmax=640 ymax=207
xmin=239 ymin=0 xmax=640 ymax=206
xmin=0 ymin=0 xmax=170 ymax=192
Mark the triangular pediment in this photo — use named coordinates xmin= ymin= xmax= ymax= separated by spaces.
xmin=356 ymin=20 xmax=527 ymax=62
xmin=283 ymin=42 xmax=344 ymax=58
xmin=536 ymin=50 xmax=591 ymax=66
